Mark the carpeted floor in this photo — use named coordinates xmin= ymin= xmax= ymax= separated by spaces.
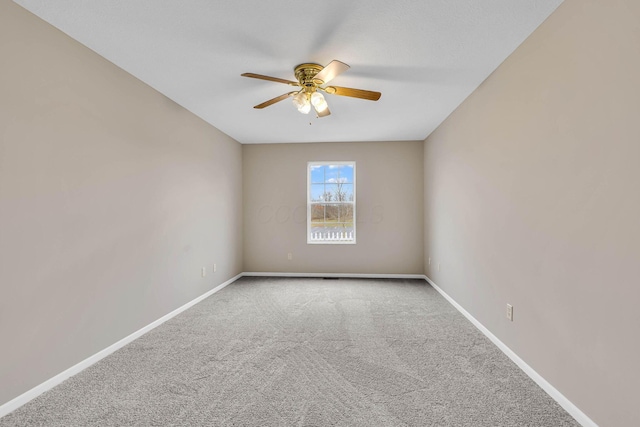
xmin=0 ymin=277 xmax=580 ymax=426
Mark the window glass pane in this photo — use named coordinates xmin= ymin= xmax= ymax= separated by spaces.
xmin=310 ymin=165 xmax=325 ymax=183
xmin=337 ymin=165 xmax=354 ymax=183
xmin=340 ymin=204 xmax=354 ymax=223
xmin=338 ymin=183 xmax=354 ymax=202
xmin=333 ymin=183 xmax=348 ymax=202
xmin=325 ymin=204 xmax=339 ymax=223
xmin=310 ymin=184 xmax=325 ymax=202
xmin=335 ymin=222 xmax=354 ymax=237
xmin=324 ymin=165 xmax=340 ymax=183
xmin=326 ymin=167 xmax=347 ymax=186
xmin=323 ymin=184 xmax=337 ymax=201
xmin=310 ymin=225 xmax=350 ymax=241
xmin=310 ymin=204 xmax=325 ymax=223
xmin=311 ymin=225 xmax=325 ymax=234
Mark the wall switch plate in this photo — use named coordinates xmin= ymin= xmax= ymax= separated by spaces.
xmin=213 ymin=264 xmax=217 ymax=273
xmin=506 ymin=304 xmax=513 ymax=321
xmin=438 ymin=263 xmax=441 ymax=272
xmin=201 ymin=267 xmax=206 ymax=278
xmin=428 ymin=257 xmax=431 ymax=265
xmin=287 ymin=253 xmax=292 ymax=261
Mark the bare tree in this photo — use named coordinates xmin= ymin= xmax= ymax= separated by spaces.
xmin=332 ymin=179 xmax=353 ymax=229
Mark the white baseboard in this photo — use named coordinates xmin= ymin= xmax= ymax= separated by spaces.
xmin=242 ymin=272 xmax=426 ymax=280
xmin=0 ymin=273 xmax=242 ymax=419
xmin=423 ymin=275 xmax=598 ymax=427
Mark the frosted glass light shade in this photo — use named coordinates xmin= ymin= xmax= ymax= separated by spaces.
xmin=298 ymin=102 xmax=311 ymax=114
xmin=311 ymin=92 xmax=328 ymax=112
xmin=292 ymin=91 xmax=311 ymax=114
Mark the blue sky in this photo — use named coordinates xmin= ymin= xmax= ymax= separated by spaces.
xmin=309 ymin=164 xmax=354 ymax=201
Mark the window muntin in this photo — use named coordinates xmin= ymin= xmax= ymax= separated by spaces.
xmin=307 ymin=162 xmax=356 ymax=244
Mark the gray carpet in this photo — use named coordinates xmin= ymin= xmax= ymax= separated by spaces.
xmin=1 ymin=277 xmax=579 ymax=426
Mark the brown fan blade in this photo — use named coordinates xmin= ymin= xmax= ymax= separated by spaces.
xmin=241 ymin=73 xmax=299 ymax=86
xmin=315 ymin=105 xmax=331 ymax=118
xmin=253 ymin=92 xmax=296 ymax=109
xmin=324 ymin=85 xmax=381 ymax=101
xmin=313 ymin=60 xmax=350 ymax=85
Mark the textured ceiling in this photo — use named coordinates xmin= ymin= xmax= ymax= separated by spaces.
xmin=14 ymin=0 xmax=563 ymax=144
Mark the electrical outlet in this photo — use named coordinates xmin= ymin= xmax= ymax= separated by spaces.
xmin=213 ymin=263 xmax=217 ymax=273
xmin=506 ymin=304 xmax=513 ymax=321
xmin=201 ymin=267 xmax=206 ymax=278
xmin=287 ymin=253 xmax=292 ymax=261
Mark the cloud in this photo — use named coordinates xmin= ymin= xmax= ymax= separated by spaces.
xmin=327 ymin=178 xmax=348 ymax=183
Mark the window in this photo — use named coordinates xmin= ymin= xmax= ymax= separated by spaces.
xmin=307 ymin=161 xmax=356 ymax=244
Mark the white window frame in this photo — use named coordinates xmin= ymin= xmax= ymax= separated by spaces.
xmin=307 ymin=161 xmax=356 ymax=245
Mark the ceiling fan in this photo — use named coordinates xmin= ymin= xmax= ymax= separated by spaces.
xmin=241 ymin=60 xmax=381 ymax=118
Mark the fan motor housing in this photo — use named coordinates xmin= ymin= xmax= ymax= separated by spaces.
xmin=294 ymin=63 xmax=324 ymax=89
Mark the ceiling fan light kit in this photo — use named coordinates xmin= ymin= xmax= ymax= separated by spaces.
xmin=241 ymin=60 xmax=381 ymax=118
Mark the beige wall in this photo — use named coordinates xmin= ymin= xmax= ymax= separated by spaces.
xmin=4 ymin=0 xmax=638 ymax=422
xmin=423 ymin=0 xmax=640 ymax=426
xmin=0 ymin=2 xmax=243 ymax=407
xmin=243 ymin=141 xmax=423 ymax=274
